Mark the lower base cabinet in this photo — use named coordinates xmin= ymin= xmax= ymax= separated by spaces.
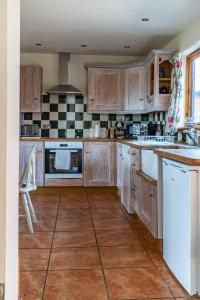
xmin=136 ymin=173 xmax=158 ymax=237
xmin=19 ymin=141 xmax=44 ymax=187
xmin=84 ymin=142 xmax=115 ymax=186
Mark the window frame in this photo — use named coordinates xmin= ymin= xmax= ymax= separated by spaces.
xmin=186 ymin=48 xmax=200 ymax=121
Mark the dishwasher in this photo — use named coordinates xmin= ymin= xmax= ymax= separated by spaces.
xmin=163 ymin=158 xmax=200 ymax=295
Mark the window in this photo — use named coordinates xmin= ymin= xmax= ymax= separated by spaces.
xmin=186 ymin=49 xmax=200 ymax=123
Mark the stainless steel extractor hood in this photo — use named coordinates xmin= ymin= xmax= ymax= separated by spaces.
xmin=48 ymin=53 xmax=82 ymax=95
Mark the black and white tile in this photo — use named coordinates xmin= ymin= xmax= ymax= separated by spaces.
xmin=22 ymin=95 xmax=167 ymax=138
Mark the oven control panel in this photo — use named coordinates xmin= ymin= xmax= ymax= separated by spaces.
xmin=45 ymin=142 xmax=83 ymax=149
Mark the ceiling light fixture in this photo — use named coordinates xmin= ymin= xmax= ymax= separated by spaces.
xmin=81 ymin=44 xmax=87 ymax=48
xmin=141 ymin=18 xmax=149 ymax=22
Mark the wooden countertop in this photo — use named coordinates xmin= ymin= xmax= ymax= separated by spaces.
xmin=20 ymin=137 xmax=116 ymax=142
xmin=20 ymin=137 xmax=196 ymax=151
xmin=154 ymin=148 xmax=200 ymax=166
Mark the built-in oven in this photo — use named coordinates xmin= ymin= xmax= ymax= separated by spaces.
xmin=44 ymin=142 xmax=83 ymax=186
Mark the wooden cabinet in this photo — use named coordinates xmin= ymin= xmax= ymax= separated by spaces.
xmin=135 ymin=171 xmax=158 ymax=237
xmin=130 ymin=148 xmax=141 ymax=215
xmin=139 ymin=179 xmax=157 ymax=237
xmin=121 ymin=145 xmax=133 ymax=213
xmin=87 ymin=67 xmax=124 ymax=112
xmin=124 ymin=66 xmax=145 ymax=113
xmin=84 ymin=142 xmax=115 ymax=186
xmin=145 ymin=59 xmax=154 ymax=111
xmin=86 ymin=50 xmax=174 ymax=114
xmin=20 ymin=65 xmax=43 ymax=112
xmin=116 ymin=143 xmax=123 ymax=194
xmin=121 ymin=146 xmax=141 ymax=214
xmin=145 ymin=51 xmax=173 ymax=112
xmin=19 ymin=142 xmax=44 ymax=186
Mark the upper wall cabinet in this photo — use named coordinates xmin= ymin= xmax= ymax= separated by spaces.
xmin=20 ymin=65 xmax=43 ymax=112
xmin=145 ymin=52 xmax=173 ymax=113
xmin=86 ymin=50 xmax=175 ymax=114
xmin=87 ymin=67 xmax=124 ymax=113
xmin=124 ymin=65 xmax=145 ymax=113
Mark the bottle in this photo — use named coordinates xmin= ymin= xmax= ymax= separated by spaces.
xmin=109 ymin=123 xmax=115 ymax=139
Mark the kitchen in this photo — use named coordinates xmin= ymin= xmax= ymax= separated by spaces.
xmin=1 ymin=0 xmax=200 ymax=300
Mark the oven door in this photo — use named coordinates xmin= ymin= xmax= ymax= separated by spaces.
xmin=45 ymin=148 xmax=82 ymax=179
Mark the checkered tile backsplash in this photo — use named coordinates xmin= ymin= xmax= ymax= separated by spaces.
xmin=21 ymin=95 xmax=167 ymax=138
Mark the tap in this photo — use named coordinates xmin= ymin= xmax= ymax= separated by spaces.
xmin=183 ymin=129 xmax=200 ymax=147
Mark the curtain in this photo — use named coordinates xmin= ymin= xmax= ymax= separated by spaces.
xmin=166 ymin=55 xmax=183 ymax=134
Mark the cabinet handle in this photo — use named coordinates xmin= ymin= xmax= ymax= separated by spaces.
xmin=90 ymin=99 xmax=95 ymax=102
xmin=132 ymin=163 xmax=135 ymax=167
xmin=149 ymin=194 xmax=153 ymax=197
xmin=33 ymin=97 xmax=38 ymax=100
xmin=85 ymin=152 xmax=90 ymax=154
xmin=139 ymin=98 xmax=144 ymax=101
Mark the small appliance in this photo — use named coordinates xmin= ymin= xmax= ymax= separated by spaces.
xmin=125 ymin=123 xmax=141 ymax=139
xmin=21 ymin=124 xmax=40 ymax=137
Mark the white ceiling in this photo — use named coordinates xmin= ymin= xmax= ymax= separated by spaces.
xmin=21 ymin=0 xmax=200 ymax=55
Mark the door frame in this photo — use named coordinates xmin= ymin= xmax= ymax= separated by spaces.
xmin=0 ymin=0 xmax=20 ymax=299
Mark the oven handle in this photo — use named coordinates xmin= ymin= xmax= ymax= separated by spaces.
xmin=49 ymin=149 xmax=78 ymax=153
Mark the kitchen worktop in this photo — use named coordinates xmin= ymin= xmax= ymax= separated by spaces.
xmin=19 ymin=137 xmax=116 ymax=142
xmin=20 ymin=137 xmax=196 ymax=150
xmin=154 ymin=148 xmax=200 ymax=165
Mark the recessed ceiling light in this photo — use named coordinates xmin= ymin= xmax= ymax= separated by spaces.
xmin=81 ymin=44 xmax=87 ymax=48
xmin=124 ymin=46 xmax=130 ymax=49
xmin=35 ymin=43 xmax=42 ymax=46
xmin=141 ymin=18 xmax=149 ymax=22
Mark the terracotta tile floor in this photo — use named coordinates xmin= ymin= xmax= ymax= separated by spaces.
xmin=19 ymin=188 xmax=191 ymax=300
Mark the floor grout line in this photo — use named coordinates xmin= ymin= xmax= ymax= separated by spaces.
xmin=87 ymin=193 xmax=111 ymax=300
xmin=41 ymin=193 xmax=61 ymax=300
xmin=19 ymin=190 xmax=185 ymax=299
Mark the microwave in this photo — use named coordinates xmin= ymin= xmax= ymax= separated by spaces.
xmin=21 ymin=124 xmax=40 ymax=137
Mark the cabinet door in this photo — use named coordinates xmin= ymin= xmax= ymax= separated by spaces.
xmin=20 ymin=65 xmax=42 ymax=112
xmin=88 ymin=68 xmax=124 ymax=112
xmin=121 ymin=146 xmax=134 ymax=214
xmin=116 ymin=143 xmax=122 ymax=190
xmin=139 ymin=180 xmax=157 ymax=236
xmin=124 ymin=66 xmax=145 ymax=112
xmin=145 ymin=59 xmax=154 ymax=111
xmin=19 ymin=142 xmax=44 ymax=186
xmin=84 ymin=142 xmax=115 ymax=186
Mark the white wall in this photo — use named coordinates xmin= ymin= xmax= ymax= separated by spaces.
xmin=20 ymin=53 xmax=142 ymax=94
xmin=163 ymin=17 xmax=200 ymax=54
xmin=0 ymin=0 xmax=20 ymax=299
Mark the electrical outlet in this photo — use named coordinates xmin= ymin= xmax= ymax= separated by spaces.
xmin=0 ymin=284 xmax=4 ymax=300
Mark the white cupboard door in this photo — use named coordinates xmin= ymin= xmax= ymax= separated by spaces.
xmin=84 ymin=142 xmax=115 ymax=186
xmin=125 ymin=66 xmax=145 ymax=112
xmin=121 ymin=146 xmax=133 ymax=214
xmin=19 ymin=142 xmax=44 ymax=186
xmin=117 ymin=143 xmax=122 ymax=191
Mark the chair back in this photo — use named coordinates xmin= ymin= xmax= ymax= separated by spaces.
xmin=20 ymin=145 xmax=37 ymax=190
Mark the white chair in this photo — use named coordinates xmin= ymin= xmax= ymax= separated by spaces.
xmin=19 ymin=145 xmax=38 ymax=233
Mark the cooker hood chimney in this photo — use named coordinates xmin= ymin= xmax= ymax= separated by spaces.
xmin=48 ymin=53 xmax=82 ymax=95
